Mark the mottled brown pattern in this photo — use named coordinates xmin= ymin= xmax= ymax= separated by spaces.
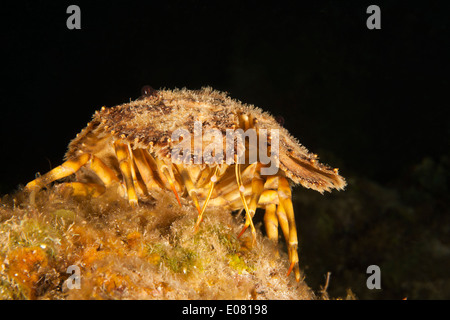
xmin=65 ymin=87 xmax=346 ymax=193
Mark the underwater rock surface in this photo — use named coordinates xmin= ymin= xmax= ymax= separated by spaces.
xmin=0 ymin=187 xmax=313 ymax=300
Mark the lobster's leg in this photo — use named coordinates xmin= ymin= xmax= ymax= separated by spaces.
xmin=212 ymin=163 xmax=256 ymax=195
xmin=224 ymin=189 xmax=277 ymax=210
xmin=132 ymin=160 xmax=149 ymax=197
xmin=194 ymin=166 xmax=219 ymax=231
xmin=26 ymin=153 xmax=120 ymax=205
xmin=193 ymin=166 xmax=212 ymax=189
xmin=25 ymin=153 xmax=91 ymax=192
xmin=89 ymin=154 xmax=120 ymax=186
xmin=223 ymin=183 xmax=252 ymax=203
xmin=249 ymin=174 xmax=264 ymax=213
xmin=175 ymin=164 xmax=202 ymax=214
xmin=238 ymin=163 xmax=264 ymax=238
xmin=161 ymin=166 xmax=182 ymax=206
xmin=235 ymin=163 xmax=256 ymax=244
xmin=257 ymin=190 xmax=279 ymax=205
xmin=264 ymin=175 xmax=279 ymax=189
xmin=263 ymin=203 xmax=279 ymax=256
xmin=29 ymin=154 xmax=119 ymax=189
xmin=278 ymin=176 xmax=300 ymax=282
xmin=275 ymin=202 xmax=290 ymax=251
xmin=114 ymin=141 xmax=138 ymax=207
xmin=264 ymin=203 xmax=279 ymax=241
xmin=152 ymin=156 xmax=182 ymax=206
xmin=127 ymin=146 xmax=147 ymax=197
xmin=57 ymin=155 xmax=120 ymax=198
xmin=134 ymin=149 xmax=165 ymax=190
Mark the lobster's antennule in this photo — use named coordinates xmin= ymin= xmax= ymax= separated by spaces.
xmin=235 ymin=163 xmax=256 ymax=244
xmin=194 ymin=166 xmax=219 ymax=232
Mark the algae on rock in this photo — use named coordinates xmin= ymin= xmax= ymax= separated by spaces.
xmin=0 ymin=186 xmax=314 ymax=300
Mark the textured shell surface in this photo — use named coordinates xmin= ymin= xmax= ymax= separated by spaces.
xmin=67 ymin=87 xmax=346 ymax=193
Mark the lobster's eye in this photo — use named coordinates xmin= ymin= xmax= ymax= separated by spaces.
xmin=275 ymin=115 xmax=285 ymax=126
xmin=141 ymin=85 xmax=157 ymax=97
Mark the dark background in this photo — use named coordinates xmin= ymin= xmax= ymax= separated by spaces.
xmin=1 ymin=1 xmax=449 ymax=299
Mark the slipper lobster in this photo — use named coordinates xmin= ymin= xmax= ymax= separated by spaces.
xmin=25 ymin=86 xmax=346 ymax=281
